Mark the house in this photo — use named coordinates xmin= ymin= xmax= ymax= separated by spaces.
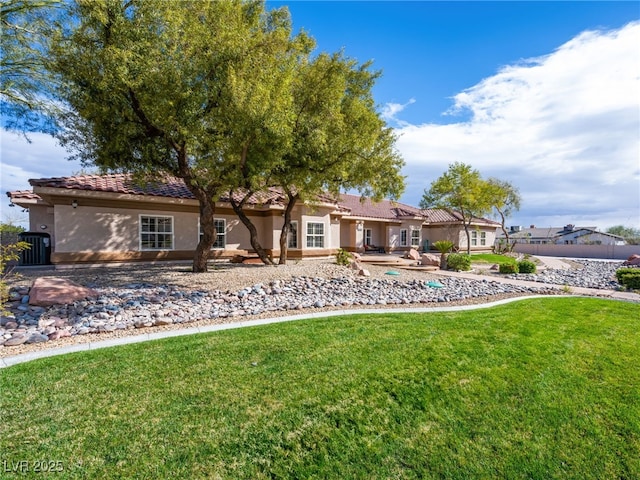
xmin=7 ymin=174 xmax=499 ymax=265
xmin=500 ymin=224 xmax=625 ymax=246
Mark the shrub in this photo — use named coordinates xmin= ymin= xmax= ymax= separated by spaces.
xmin=615 ymin=267 xmax=640 ymax=290
xmin=1 ymin=241 xmax=30 ymax=313
xmin=447 ymin=253 xmax=471 ymax=271
xmin=517 ymin=259 xmax=537 ymax=274
xmin=432 ymin=240 xmax=454 ymax=254
xmin=335 ymin=248 xmax=353 ymax=266
xmin=499 ymin=263 xmax=518 ymax=274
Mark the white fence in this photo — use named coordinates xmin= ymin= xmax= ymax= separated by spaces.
xmin=513 ymin=243 xmax=639 ymax=260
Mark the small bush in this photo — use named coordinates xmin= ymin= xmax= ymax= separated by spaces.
xmin=335 ymin=248 xmax=353 ymax=266
xmin=615 ymin=267 xmax=640 ymax=290
xmin=517 ymin=259 xmax=537 ymax=274
xmin=447 ymin=253 xmax=471 ymax=271
xmin=499 ymin=263 xmax=518 ymax=274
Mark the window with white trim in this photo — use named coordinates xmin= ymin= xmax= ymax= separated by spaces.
xmin=306 ymin=222 xmax=325 ymax=248
xmin=471 ymin=231 xmax=487 ymax=247
xmin=400 ymin=229 xmax=408 ymax=247
xmin=199 ymin=219 xmax=226 ymax=249
xmin=288 ymin=221 xmax=298 ymax=249
xmin=410 ymin=229 xmax=420 ymax=247
xmin=140 ymin=215 xmax=173 ymax=250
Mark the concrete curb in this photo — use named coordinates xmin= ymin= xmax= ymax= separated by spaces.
xmin=0 ymin=294 xmax=621 ymax=369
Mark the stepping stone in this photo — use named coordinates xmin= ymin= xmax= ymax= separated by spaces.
xmin=426 ymin=281 xmax=444 ymax=288
xmin=385 ymin=270 xmax=400 ymax=276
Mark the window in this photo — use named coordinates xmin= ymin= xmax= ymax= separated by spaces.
xmin=306 ymin=222 xmax=325 ymax=248
xmin=288 ymin=221 xmax=298 ymax=249
xmin=410 ymin=229 xmax=420 ymax=247
xmin=199 ymin=219 xmax=226 ymax=249
xmin=140 ymin=215 xmax=173 ymax=250
xmin=472 ymin=231 xmax=487 ymax=247
xmin=400 ymin=229 xmax=408 ymax=247
xmin=364 ymin=228 xmax=372 ymax=246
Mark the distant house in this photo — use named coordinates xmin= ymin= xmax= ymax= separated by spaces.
xmin=500 ymin=224 xmax=625 ymax=246
xmin=7 ymin=174 xmax=499 ymax=265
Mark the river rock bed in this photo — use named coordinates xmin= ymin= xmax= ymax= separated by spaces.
xmin=505 ymin=259 xmax=626 ymax=289
xmin=2 ymin=275 xmax=553 ymax=349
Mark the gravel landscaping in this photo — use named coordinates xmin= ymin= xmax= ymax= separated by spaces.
xmin=0 ymin=258 xmax=634 ymax=357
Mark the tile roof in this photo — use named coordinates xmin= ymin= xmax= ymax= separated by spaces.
xmin=8 ymin=174 xmax=498 ymax=226
xmin=27 ymin=174 xmax=286 ymax=206
xmin=335 ymin=194 xmax=423 ymax=220
xmin=6 ymin=190 xmax=41 ymax=201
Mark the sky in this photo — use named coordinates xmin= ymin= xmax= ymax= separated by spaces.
xmin=1 ymin=1 xmax=639 ymax=230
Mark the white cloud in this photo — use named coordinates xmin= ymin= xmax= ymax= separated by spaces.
xmin=396 ymin=21 xmax=640 ymax=229
xmin=381 ymin=98 xmax=416 ymax=127
xmin=0 ymin=130 xmax=84 ymax=220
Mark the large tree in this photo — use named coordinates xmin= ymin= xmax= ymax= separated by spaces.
xmin=1 ymin=0 xmax=61 ymax=132
xmin=487 ymin=178 xmax=522 ymax=252
xmin=47 ymin=0 xmax=307 ymax=272
xmin=420 ymin=162 xmax=494 ymax=254
xmin=229 ymin=50 xmax=405 ymax=264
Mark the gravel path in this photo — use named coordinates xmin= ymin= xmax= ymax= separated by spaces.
xmin=1 ymin=258 xmax=634 ymax=358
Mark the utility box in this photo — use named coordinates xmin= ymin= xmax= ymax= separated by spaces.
xmin=18 ymin=232 xmax=52 ymax=266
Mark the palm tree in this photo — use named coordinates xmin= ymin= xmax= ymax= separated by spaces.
xmin=433 ymin=240 xmax=454 ymax=270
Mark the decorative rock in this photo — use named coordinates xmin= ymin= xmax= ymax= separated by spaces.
xmin=622 ymin=254 xmax=640 ymax=266
xmin=26 ymin=333 xmax=49 ymax=344
xmin=48 ymin=330 xmax=72 ymax=340
xmin=421 ymin=253 xmax=440 ymax=267
xmin=29 ymin=278 xmax=99 ymax=307
xmin=358 ymin=268 xmax=370 ymax=277
xmin=407 ymin=249 xmax=421 ymax=261
xmin=154 ymin=317 xmax=174 ymax=326
xmin=4 ymin=334 xmax=29 ymax=346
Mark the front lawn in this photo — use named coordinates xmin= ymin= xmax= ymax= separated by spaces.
xmin=1 ymin=298 xmax=638 ymax=479
xmin=470 ymin=253 xmax=517 ymax=264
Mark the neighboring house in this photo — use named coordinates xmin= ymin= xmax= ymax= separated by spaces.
xmin=499 ymin=225 xmax=626 ymax=246
xmin=7 ymin=174 xmax=499 ymax=265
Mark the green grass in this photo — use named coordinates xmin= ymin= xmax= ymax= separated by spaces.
xmin=1 ymin=298 xmax=639 ymax=479
xmin=470 ymin=253 xmax=517 ymax=265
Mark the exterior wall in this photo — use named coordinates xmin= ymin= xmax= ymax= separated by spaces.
xmin=49 ymin=204 xmax=267 ymax=263
xmin=514 ymin=243 xmax=639 ymax=260
xmin=27 ymin=205 xmax=55 ymax=244
xmin=339 ymin=220 xmax=367 ymax=252
xmin=423 ymin=224 xmax=496 ymax=252
xmin=422 ymin=225 xmax=461 ymax=249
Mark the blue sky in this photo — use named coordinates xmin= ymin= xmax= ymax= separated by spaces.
xmin=2 ymin=1 xmax=639 ymax=229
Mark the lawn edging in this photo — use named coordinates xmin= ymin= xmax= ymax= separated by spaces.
xmin=0 ymin=294 xmax=605 ymax=369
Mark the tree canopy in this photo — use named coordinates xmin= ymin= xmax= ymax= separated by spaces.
xmin=1 ymin=0 xmax=61 ymax=132
xmin=47 ymin=0 xmax=310 ymax=271
xmin=229 ymin=50 xmax=405 ymax=264
xmin=486 ymin=178 xmax=521 ymax=252
xmin=420 ymin=162 xmax=510 ymax=254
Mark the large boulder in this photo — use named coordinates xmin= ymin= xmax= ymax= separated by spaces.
xmin=28 ymin=277 xmax=98 ymax=307
xmin=407 ymin=249 xmax=421 ymax=261
xmin=623 ymin=254 xmax=640 ymax=266
xmin=421 ymin=253 xmax=440 ymax=267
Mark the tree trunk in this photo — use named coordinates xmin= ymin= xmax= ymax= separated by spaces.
xmin=278 ymin=192 xmax=299 ymax=265
xmin=192 ymin=196 xmax=217 ymax=273
xmin=463 ymin=223 xmax=472 ymax=255
xmin=230 ymin=195 xmax=274 ymax=265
